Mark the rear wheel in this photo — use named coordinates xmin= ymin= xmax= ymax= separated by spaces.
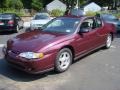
xmin=104 ymin=34 xmax=112 ymax=49
xmin=55 ymin=48 xmax=72 ymax=73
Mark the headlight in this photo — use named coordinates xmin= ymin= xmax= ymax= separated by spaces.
xmin=19 ymin=52 xmax=44 ymax=59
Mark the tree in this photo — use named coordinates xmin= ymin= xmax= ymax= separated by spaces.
xmin=88 ymin=0 xmax=120 ymax=10
xmin=4 ymin=0 xmax=23 ymax=9
xmin=31 ymin=0 xmax=43 ymax=11
xmin=0 ymin=0 xmax=4 ymax=8
xmin=42 ymin=0 xmax=52 ymax=7
xmin=21 ymin=0 xmax=32 ymax=9
xmin=60 ymin=0 xmax=86 ymax=9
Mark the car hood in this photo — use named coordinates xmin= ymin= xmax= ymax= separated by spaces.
xmin=31 ymin=19 xmax=50 ymax=25
xmin=8 ymin=31 xmax=68 ymax=53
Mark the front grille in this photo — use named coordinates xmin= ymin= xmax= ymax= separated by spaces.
xmin=8 ymin=60 xmax=25 ymax=70
xmin=11 ymin=50 xmax=20 ymax=54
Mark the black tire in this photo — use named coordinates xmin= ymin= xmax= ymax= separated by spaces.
xmin=55 ymin=48 xmax=73 ymax=73
xmin=104 ymin=34 xmax=112 ymax=49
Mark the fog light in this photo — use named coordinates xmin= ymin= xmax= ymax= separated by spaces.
xmin=35 ymin=53 xmax=44 ymax=58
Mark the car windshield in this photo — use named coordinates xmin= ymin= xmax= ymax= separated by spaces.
xmin=0 ymin=14 xmax=12 ymax=20
xmin=102 ymin=14 xmax=117 ymax=21
xmin=42 ymin=17 xmax=80 ymax=34
xmin=34 ymin=13 xmax=49 ymax=20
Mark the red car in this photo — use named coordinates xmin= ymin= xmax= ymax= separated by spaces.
xmin=3 ymin=16 xmax=116 ymax=74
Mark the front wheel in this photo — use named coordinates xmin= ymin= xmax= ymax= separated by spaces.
xmin=104 ymin=34 xmax=112 ymax=49
xmin=55 ymin=48 xmax=72 ymax=73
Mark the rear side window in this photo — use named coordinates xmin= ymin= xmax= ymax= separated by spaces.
xmin=94 ymin=18 xmax=102 ymax=28
xmin=0 ymin=15 xmax=13 ymax=20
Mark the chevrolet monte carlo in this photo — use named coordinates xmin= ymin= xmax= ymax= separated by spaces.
xmin=3 ymin=16 xmax=116 ymax=74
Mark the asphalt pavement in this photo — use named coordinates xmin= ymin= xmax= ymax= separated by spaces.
xmin=0 ymin=29 xmax=120 ymax=90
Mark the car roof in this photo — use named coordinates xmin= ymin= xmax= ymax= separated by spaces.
xmin=0 ymin=13 xmax=16 ymax=16
xmin=36 ymin=12 xmax=49 ymax=15
xmin=62 ymin=15 xmax=94 ymax=20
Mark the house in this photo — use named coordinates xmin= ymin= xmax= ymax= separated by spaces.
xmin=46 ymin=0 xmax=67 ymax=12
xmin=83 ymin=2 xmax=101 ymax=13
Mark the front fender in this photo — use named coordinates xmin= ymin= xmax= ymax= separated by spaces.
xmin=39 ymin=38 xmax=75 ymax=55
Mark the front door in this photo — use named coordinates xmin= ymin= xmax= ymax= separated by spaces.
xmin=75 ymin=18 xmax=99 ymax=56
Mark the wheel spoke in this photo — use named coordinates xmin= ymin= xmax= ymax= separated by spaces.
xmin=58 ymin=51 xmax=71 ymax=70
xmin=107 ymin=34 xmax=112 ymax=48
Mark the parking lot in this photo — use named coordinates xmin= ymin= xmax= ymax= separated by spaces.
xmin=0 ymin=29 xmax=120 ymax=90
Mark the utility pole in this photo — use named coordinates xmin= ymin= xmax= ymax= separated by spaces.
xmin=77 ymin=0 xmax=79 ymax=8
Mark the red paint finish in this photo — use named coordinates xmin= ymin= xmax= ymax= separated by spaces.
xmin=4 ymin=16 xmax=116 ymax=74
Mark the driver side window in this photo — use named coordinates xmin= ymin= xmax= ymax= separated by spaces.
xmin=80 ymin=18 xmax=94 ymax=30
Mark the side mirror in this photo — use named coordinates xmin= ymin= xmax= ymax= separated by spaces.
xmin=79 ymin=28 xmax=90 ymax=33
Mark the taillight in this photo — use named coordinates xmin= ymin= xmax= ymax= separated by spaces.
xmin=0 ymin=21 xmax=3 ymax=23
xmin=8 ymin=20 xmax=14 ymax=25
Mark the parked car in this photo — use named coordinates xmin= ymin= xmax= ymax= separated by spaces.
xmin=3 ymin=15 xmax=115 ymax=74
xmin=30 ymin=13 xmax=53 ymax=30
xmin=0 ymin=13 xmax=24 ymax=32
xmin=64 ymin=8 xmax=85 ymax=16
xmin=70 ymin=8 xmax=85 ymax=16
xmin=100 ymin=14 xmax=120 ymax=32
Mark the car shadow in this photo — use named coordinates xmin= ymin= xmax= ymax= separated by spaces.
xmin=115 ymin=33 xmax=120 ymax=38
xmin=25 ymin=27 xmax=31 ymax=32
xmin=0 ymin=58 xmax=57 ymax=82
xmin=0 ymin=31 xmax=15 ymax=35
xmin=73 ymin=48 xmax=102 ymax=64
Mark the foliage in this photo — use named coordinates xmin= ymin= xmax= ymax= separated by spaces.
xmin=21 ymin=0 xmax=32 ymax=9
xmin=0 ymin=8 xmax=25 ymax=16
xmin=85 ymin=11 xmax=98 ymax=16
xmin=85 ymin=10 xmax=120 ymax=19
xmin=31 ymin=0 xmax=43 ymax=11
xmin=0 ymin=0 xmax=120 ymax=17
xmin=50 ymin=9 xmax=64 ymax=17
xmin=4 ymin=0 xmax=23 ymax=10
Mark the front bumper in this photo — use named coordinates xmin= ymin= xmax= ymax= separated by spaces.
xmin=30 ymin=24 xmax=43 ymax=30
xmin=3 ymin=48 xmax=56 ymax=74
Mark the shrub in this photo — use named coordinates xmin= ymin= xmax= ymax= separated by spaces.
xmin=31 ymin=0 xmax=43 ymax=11
xmin=4 ymin=0 xmax=23 ymax=9
xmin=0 ymin=8 xmax=25 ymax=16
xmin=85 ymin=11 xmax=98 ymax=16
xmin=50 ymin=9 xmax=64 ymax=17
xmin=113 ymin=13 xmax=120 ymax=18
